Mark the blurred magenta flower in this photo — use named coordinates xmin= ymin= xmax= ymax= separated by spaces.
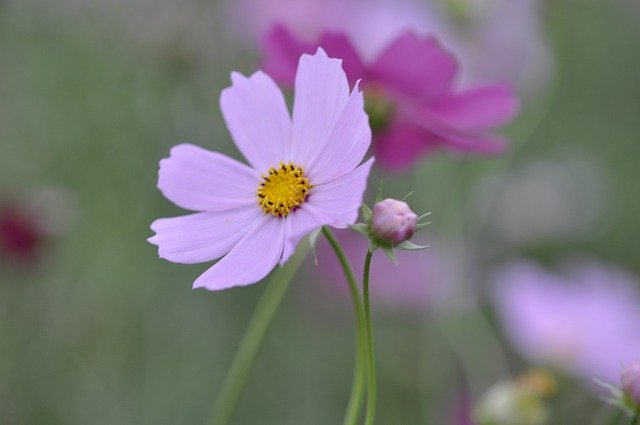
xmin=493 ymin=260 xmax=640 ymax=384
xmin=371 ymin=198 xmax=417 ymax=245
xmin=263 ymin=26 xmax=518 ymax=169
xmin=0 ymin=188 xmax=75 ymax=266
xmin=148 ymin=49 xmax=374 ymax=291
xmin=0 ymin=208 xmax=41 ymax=263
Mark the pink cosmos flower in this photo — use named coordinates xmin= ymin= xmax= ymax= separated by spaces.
xmin=148 ymin=49 xmax=374 ymax=291
xmin=262 ymin=26 xmax=519 ymax=170
xmin=493 ymin=260 xmax=640 ymax=385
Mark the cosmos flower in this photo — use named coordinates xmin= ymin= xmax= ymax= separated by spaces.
xmin=262 ymin=26 xmax=518 ymax=170
xmin=492 ymin=260 xmax=640 ymax=385
xmin=148 ymin=49 xmax=374 ymax=291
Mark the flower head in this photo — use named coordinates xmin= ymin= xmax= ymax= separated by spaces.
xmin=622 ymin=362 xmax=640 ymax=406
xmin=262 ymin=26 xmax=519 ymax=170
xmin=148 ymin=49 xmax=374 ymax=291
xmin=371 ymin=198 xmax=417 ymax=245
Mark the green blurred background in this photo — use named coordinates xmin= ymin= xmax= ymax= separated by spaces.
xmin=1 ymin=0 xmax=639 ymax=423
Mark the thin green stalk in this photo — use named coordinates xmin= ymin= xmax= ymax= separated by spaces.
xmin=207 ymin=248 xmax=306 ymax=425
xmin=321 ymin=226 xmax=367 ymax=425
xmin=363 ymin=249 xmax=377 ymax=425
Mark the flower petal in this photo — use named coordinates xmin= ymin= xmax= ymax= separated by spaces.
xmin=262 ymin=26 xmax=366 ymax=88
xmin=192 ymin=214 xmax=285 ymax=291
xmin=157 ymin=144 xmax=259 ymax=212
xmin=290 ymin=48 xmax=350 ymax=166
xmin=307 ymin=157 xmax=375 ymax=227
xmin=261 ymin=24 xmax=310 ymax=86
xmin=305 ymin=82 xmax=371 ymax=184
xmin=428 ymin=84 xmax=519 ymax=130
xmin=148 ymin=206 xmax=262 ymax=264
xmin=369 ymin=33 xmax=457 ymax=102
xmin=279 ymin=204 xmax=328 ymax=265
xmin=373 ymin=122 xmax=440 ymax=170
xmin=220 ymin=71 xmax=292 ymax=172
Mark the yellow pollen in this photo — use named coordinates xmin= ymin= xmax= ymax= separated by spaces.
xmin=257 ymin=162 xmax=312 ymax=217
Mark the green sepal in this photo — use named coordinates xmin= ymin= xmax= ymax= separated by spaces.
xmin=350 ymin=222 xmax=369 ymax=237
xmin=415 ymin=221 xmax=432 ymax=231
xmin=375 ymin=180 xmax=384 ymax=203
xmin=380 ymin=245 xmax=398 ymax=264
xmin=397 ymin=240 xmax=430 ymax=250
xmin=401 ymin=191 xmax=414 ymax=202
xmin=361 ymin=204 xmax=372 ymax=222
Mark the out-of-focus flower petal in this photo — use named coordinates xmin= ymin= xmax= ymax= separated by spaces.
xmin=148 ymin=206 xmax=262 ymax=264
xmin=291 ymin=48 xmax=350 ymax=166
xmin=428 ymin=84 xmax=519 ymax=130
xmin=157 ymin=144 xmax=259 ymax=212
xmin=373 ymin=122 xmax=440 ymax=170
xmin=369 ymin=33 xmax=457 ymax=101
xmin=261 ymin=24 xmax=312 ymax=86
xmin=220 ymin=70 xmax=292 ymax=172
xmin=305 ymin=83 xmax=371 ymax=184
xmin=193 ymin=214 xmax=285 ymax=291
xmin=306 ymin=157 xmax=375 ymax=227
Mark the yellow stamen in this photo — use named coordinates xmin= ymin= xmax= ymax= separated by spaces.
xmin=257 ymin=162 xmax=312 ymax=217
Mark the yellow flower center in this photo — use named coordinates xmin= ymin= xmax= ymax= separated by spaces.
xmin=257 ymin=162 xmax=311 ymax=217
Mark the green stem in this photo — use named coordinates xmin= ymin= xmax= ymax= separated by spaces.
xmin=321 ymin=227 xmax=367 ymax=425
xmin=631 ymin=409 xmax=640 ymax=425
xmin=207 ymin=248 xmax=306 ymax=425
xmin=363 ymin=249 xmax=377 ymax=425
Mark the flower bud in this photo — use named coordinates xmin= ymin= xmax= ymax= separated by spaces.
xmin=371 ymin=198 xmax=417 ymax=245
xmin=622 ymin=362 xmax=640 ymax=406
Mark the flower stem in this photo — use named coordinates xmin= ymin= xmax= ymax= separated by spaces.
xmin=363 ymin=249 xmax=377 ymax=425
xmin=207 ymin=248 xmax=306 ymax=425
xmin=321 ymin=227 xmax=367 ymax=425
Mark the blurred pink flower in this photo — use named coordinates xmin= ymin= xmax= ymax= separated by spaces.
xmin=311 ymin=229 xmax=464 ymax=312
xmin=263 ymin=26 xmax=518 ymax=170
xmin=0 ymin=208 xmax=41 ymax=263
xmin=225 ymin=0 xmax=552 ymax=92
xmin=148 ymin=49 xmax=374 ymax=291
xmin=493 ymin=260 xmax=640 ymax=384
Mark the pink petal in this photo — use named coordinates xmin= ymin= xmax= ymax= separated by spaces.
xmin=412 ymin=111 xmax=509 ymax=155
xmin=148 ymin=206 xmax=262 ymax=264
xmin=306 ymin=157 xmax=375 ymax=228
xmin=318 ymin=32 xmax=366 ymax=84
xmin=373 ymin=122 xmax=440 ymax=170
xmin=305 ymin=82 xmax=371 ymax=184
xmin=192 ymin=214 xmax=286 ymax=291
xmin=290 ymin=48 xmax=350 ymax=167
xmin=428 ymin=84 xmax=519 ymax=130
xmin=261 ymin=26 xmax=366 ymax=88
xmin=261 ymin=24 xmax=311 ymax=87
xmin=220 ymin=71 xmax=292 ymax=172
xmin=157 ymin=144 xmax=259 ymax=212
xmin=369 ymin=32 xmax=457 ymax=102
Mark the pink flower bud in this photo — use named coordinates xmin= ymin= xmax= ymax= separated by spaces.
xmin=371 ymin=198 xmax=417 ymax=245
xmin=622 ymin=362 xmax=640 ymax=405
